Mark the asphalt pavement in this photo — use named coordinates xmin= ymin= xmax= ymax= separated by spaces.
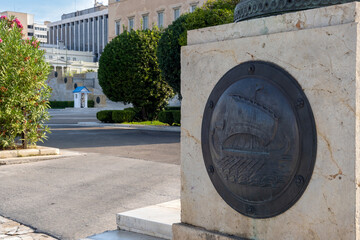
xmin=0 ymin=108 xmax=181 ymax=239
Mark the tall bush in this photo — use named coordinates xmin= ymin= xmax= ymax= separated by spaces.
xmin=99 ymin=29 xmax=173 ymax=120
xmin=0 ymin=16 xmax=51 ymax=149
xmin=157 ymin=0 xmax=238 ymax=96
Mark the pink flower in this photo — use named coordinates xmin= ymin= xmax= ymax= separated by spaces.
xmin=0 ymin=16 xmax=6 ymax=20
xmin=12 ymin=18 xmax=23 ymax=29
xmin=0 ymin=39 xmax=2 ymax=43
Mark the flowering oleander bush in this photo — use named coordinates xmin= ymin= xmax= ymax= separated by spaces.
xmin=0 ymin=16 xmax=51 ymax=149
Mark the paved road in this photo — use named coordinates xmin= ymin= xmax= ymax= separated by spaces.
xmin=48 ymin=109 xmax=99 ymax=125
xmin=0 ymin=109 xmax=181 ymax=240
xmin=43 ymin=126 xmax=180 ymax=165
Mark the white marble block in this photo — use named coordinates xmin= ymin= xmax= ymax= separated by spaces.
xmin=175 ymin=2 xmax=360 ymax=240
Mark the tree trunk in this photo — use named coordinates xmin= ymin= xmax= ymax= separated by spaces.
xmin=21 ymin=131 xmax=27 ymax=149
xmin=21 ymin=107 xmax=27 ymax=149
xmin=141 ymin=107 xmax=147 ymax=121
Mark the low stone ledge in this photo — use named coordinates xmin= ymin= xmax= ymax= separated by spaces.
xmin=172 ymin=223 xmax=249 ymax=240
xmin=0 ymin=146 xmax=60 ymax=159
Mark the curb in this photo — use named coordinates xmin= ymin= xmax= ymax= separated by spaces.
xmin=0 ymin=150 xmax=84 ymax=166
xmin=48 ymin=122 xmax=181 ymax=132
xmin=0 ymin=146 xmax=59 ymax=159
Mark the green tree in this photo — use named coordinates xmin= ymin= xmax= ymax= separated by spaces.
xmin=0 ymin=16 xmax=51 ymax=150
xmin=98 ymin=29 xmax=173 ymax=120
xmin=157 ymin=15 xmax=188 ymax=95
xmin=157 ymin=0 xmax=238 ymax=96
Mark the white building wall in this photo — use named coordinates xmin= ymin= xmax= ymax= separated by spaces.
xmin=34 ymin=23 xmax=48 ymax=43
xmin=48 ymin=8 xmax=108 ymax=62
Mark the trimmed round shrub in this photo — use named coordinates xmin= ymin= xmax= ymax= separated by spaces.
xmin=99 ymin=29 xmax=173 ymax=121
xmin=96 ymin=110 xmax=113 ymax=123
xmin=112 ymin=110 xmax=136 ymax=123
xmin=158 ymin=111 xmax=174 ymax=125
xmin=0 ymin=16 xmax=51 ymax=149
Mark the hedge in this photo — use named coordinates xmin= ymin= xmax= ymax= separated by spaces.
xmin=49 ymin=101 xmax=73 ymax=108
xmin=112 ymin=110 xmax=136 ymax=123
xmin=96 ymin=110 xmax=113 ymax=123
xmin=172 ymin=110 xmax=181 ymax=124
xmin=165 ymin=106 xmax=180 ymax=111
xmin=158 ymin=110 xmax=181 ymax=125
xmin=158 ymin=111 xmax=174 ymax=125
xmin=49 ymin=100 xmax=95 ymax=109
xmin=88 ymin=100 xmax=95 ymax=108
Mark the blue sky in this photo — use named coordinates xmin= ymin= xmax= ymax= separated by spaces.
xmin=0 ymin=0 xmax=108 ymax=23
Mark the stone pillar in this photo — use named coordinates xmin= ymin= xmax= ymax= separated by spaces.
xmin=78 ymin=21 xmax=81 ymax=51
xmin=53 ymin=26 xmax=56 ymax=44
xmin=64 ymin=24 xmax=67 ymax=48
xmin=72 ymin=22 xmax=75 ymax=50
xmin=97 ymin=16 xmax=100 ymax=58
xmin=49 ymin=27 xmax=53 ymax=45
xmin=92 ymin=18 xmax=95 ymax=54
xmin=102 ymin=15 xmax=105 ymax=53
xmin=58 ymin=25 xmax=61 ymax=44
xmin=83 ymin=19 xmax=86 ymax=51
xmin=174 ymin=2 xmax=360 ymax=240
xmin=59 ymin=25 xmax=62 ymax=43
xmin=87 ymin=19 xmax=90 ymax=52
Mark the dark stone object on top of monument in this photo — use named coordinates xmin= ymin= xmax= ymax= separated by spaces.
xmin=234 ymin=0 xmax=355 ymax=22
xmin=201 ymin=61 xmax=317 ymax=219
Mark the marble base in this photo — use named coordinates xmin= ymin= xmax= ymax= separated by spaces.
xmin=173 ymin=223 xmax=248 ymax=240
xmin=177 ymin=2 xmax=360 ymax=240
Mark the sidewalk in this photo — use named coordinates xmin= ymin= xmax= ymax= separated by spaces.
xmin=0 ymin=216 xmax=56 ymax=240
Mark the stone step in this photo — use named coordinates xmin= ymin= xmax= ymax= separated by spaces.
xmin=83 ymin=230 xmax=165 ymax=240
xmin=116 ymin=199 xmax=180 ymax=240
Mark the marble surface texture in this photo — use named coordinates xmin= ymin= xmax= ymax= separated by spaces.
xmin=179 ymin=2 xmax=360 ymax=240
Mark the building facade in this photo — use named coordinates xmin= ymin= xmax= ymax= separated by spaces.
xmin=108 ymin=0 xmax=206 ymax=42
xmin=47 ymin=5 xmax=108 ymax=62
xmin=0 ymin=11 xmax=48 ymax=43
xmin=41 ymin=43 xmax=98 ymax=74
xmin=32 ymin=22 xmax=48 ymax=43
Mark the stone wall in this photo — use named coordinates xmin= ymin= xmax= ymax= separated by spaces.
xmin=176 ymin=2 xmax=360 ymax=239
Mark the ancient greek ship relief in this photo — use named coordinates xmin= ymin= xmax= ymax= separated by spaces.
xmin=210 ymin=94 xmax=292 ymax=189
xmin=202 ymin=61 xmax=316 ymax=218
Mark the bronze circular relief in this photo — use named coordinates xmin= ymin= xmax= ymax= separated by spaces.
xmin=201 ymin=61 xmax=317 ymax=218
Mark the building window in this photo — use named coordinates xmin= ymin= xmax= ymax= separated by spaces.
xmin=142 ymin=15 xmax=149 ymax=30
xmin=174 ymin=8 xmax=180 ymax=20
xmin=61 ymin=56 xmax=65 ymax=60
xmin=28 ymin=32 xmax=34 ymax=36
xmin=67 ymin=57 xmax=70 ymax=60
xmin=157 ymin=12 xmax=164 ymax=28
xmin=128 ymin=17 xmax=134 ymax=31
xmin=73 ymin=57 xmax=76 ymax=61
xmin=28 ymin=25 xmax=33 ymax=29
xmin=115 ymin=20 xmax=121 ymax=35
xmin=190 ymin=4 xmax=197 ymax=13
xmin=49 ymin=56 xmax=53 ymax=59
